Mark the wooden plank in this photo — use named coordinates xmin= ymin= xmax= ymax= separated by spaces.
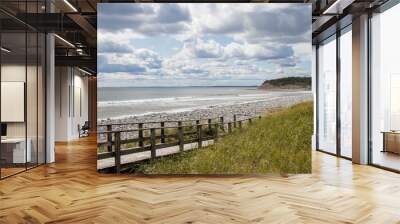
xmin=138 ymin=123 xmax=143 ymax=147
xmin=220 ymin=117 xmax=224 ymax=132
xmin=114 ymin=132 xmax=121 ymax=174
xmin=161 ymin=122 xmax=165 ymax=143
xmin=150 ymin=128 xmax=156 ymax=159
xmin=107 ymin=125 xmax=112 ymax=152
xmin=214 ymin=123 xmax=219 ymax=142
xmin=198 ymin=124 xmax=202 ymax=148
xmin=97 ymin=139 xmax=215 ymax=169
xmin=178 ymin=121 xmax=184 ymax=152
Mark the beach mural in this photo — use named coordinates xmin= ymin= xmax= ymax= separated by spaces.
xmin=97 ymin=3 xmax=313 ymax=174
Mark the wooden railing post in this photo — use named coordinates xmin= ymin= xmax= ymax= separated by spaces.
xmin=138 ymin=123 xmax=143 ymax=148
xmin=178 ymin=121 xmax=184 ymax=152
xmin=150 ymin=128 xmax=156 ymax=159
xmin=220 ymin=116 xmax=224 ymax=132
xmin=214 ymin=123 xmax=219 ymax=142
xmin=233 ymin=115 xmax=237 ymax=128
xmin=249 ymin=118 xmax=252 ymax=124
xmin=197 ymin=123 xmax=202 ymax=148
xmin=228 ymin=122 xmax=232 ymax=133
xmin=114 ymin=132 xmax=121 ymax=174
xmin=107 ymin=124 xmax=112 ymax=152
xmin=239 ymin=120 xmax=242 ymax=129
xmin=160 ymin=122 xmax=165 ymax=143
xmin=208 ymin=119 xmax=212 ymax=132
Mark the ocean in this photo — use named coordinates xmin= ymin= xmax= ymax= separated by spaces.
xmin=97 ymin=86 xmax=299 ymax=120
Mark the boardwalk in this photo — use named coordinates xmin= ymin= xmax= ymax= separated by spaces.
xmin=97 ymin=140 xmax=214 ymax=169
xmin=97 ymin=115 xmax=255 ymax=171
xmin=1 ymin=136 xmax=400 ymax=223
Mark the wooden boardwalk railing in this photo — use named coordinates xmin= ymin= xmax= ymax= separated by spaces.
xmin=97 ymin=114 xmax=261 ymax=172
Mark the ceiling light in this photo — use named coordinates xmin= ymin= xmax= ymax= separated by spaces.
xmin=323 ymin=0 xmax=355 ymax=15
xmin=54 ymin=34 xmax=75 ymax=48
xmin=78 ymin=67 xmax=92 ymax=76
xmin=1 ymin=47 xmax=11 ymax=53
xmin=63 ymin=0 xmax=78 ymax=12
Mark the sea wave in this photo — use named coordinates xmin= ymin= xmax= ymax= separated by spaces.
xmin=98 ymin=95 xmax=302 ymax=120
xmin=98 ymin=93 xmax=281 ymax=107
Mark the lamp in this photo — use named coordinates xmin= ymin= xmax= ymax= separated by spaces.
xmin=63 ymin=0 xmax=78 ymax=12
xmin=1 ymin=47 xmax=11 ymax=53
xmin=54 ymin=34 xmax=75 ymax=48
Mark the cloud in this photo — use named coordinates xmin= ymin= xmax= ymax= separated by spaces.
xmin=97 ymin=3 xmax=311 ymax=86
xmin=98 ymin=48 xmax=163 ymax=74
xmin=98 ymin=4 xmax=191 ymax=36
xmin=98 ymin=63 xmax=146 ymax=73
xmin=193 ymin=39 xmax=223 ymax=58
xmin=223 ymin=42 xmax=294 ymax=61
xmin=198 ymin=4 xmax=311 ymax=44
xmin=98 ymin=40 xmax=133 ymax=53
xmin=157 ymin=4 xmax=191 ymax=23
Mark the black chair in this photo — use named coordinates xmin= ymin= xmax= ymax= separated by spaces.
xmin=79 ymin=121 xmax=90 ymax=138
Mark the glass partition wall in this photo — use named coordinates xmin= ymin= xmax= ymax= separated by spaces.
xmin=317 ymin=35 xmax=337 ymax=155
xmin=339 ymin=26 xmax=352 ymax=159
xmin=316 ymin=25 xmax=353 ymax=159
xmin=370 ymin=3 xmax=400 ymax=171
xmin=0 ymin=4 xmax=46 ymax=179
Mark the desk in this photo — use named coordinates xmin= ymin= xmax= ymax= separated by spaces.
xmin=382 ymin=131 xmax=400 ymax=154
xmin=1 ymin=138 xmax=31 ymax=164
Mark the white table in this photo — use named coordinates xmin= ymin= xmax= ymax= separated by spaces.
xmin=1 ymin=138 xmax=31 ymax=163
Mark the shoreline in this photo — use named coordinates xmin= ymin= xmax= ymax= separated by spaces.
xmin=97 ymin=92 xmax=312 ymax=140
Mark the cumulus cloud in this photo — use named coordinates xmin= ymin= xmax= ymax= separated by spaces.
xmin=98 ymin=4 xmax=191 ymax=36
xmin=197 ymin=4 xmax=310 ymax=44
xmin=97 ymin=3 xmax=311 ymax=86
xmin=98 ymin=48 xmax=163 ymax=74
xmin=98 ymin=40 xmax=133 ymax=53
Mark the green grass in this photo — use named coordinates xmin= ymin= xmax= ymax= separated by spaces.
xmin=134 ymin=101 xmax=313 ymax=174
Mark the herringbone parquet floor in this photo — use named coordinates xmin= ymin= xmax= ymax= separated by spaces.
xmin=1 ymin=136 xmax=400 ymax=223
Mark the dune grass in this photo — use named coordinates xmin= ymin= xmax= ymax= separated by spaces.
xmin=134 ymin=101 xmax=313 ymax=174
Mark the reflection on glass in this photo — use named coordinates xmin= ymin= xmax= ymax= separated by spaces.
xmin=371 ymin=3 xmax=400 ymax=171
xmin=318 ymin=36 xmax=337 ymax=154
xmin=340 ymin=28 xmax=352 ymax=158
xmin=1 ymin=31 xmax=27 ymax=177
xmin=0 ymin=1 xmax=47 ymax=179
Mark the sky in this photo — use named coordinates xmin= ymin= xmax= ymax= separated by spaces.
xmin=98 ymin=3 xmax=311 ymax=87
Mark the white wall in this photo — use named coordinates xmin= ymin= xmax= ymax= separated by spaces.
xmin=55 ymin=67 xmax=89 ymax=141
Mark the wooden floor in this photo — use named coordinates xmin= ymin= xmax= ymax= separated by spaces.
xmin=1 ymin=136 xmax=400 ymax=223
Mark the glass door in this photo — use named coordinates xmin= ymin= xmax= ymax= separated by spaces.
xmin=370 ymin=3 xmax=400 ymax=171
xmin=317 ymin=35 xmax=337 ymax=154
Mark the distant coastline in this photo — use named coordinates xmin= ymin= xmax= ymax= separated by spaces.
xmin=258 ymin=77 xmax=311 ymax=91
